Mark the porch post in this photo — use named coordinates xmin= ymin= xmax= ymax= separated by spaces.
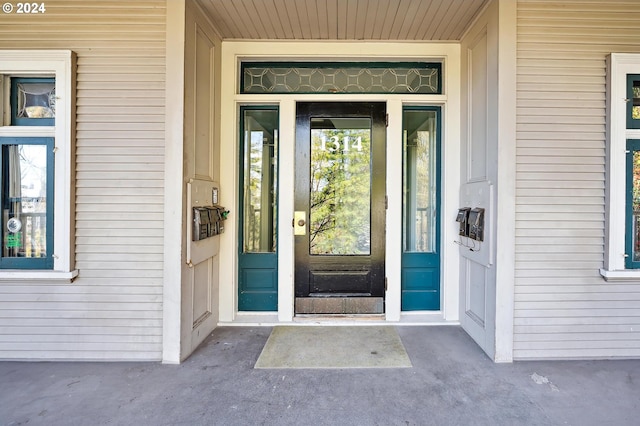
xmin=163 ymin=0 xmax=186 ymax=364
xmin=494 ymin=0 xmax=517 ymax=362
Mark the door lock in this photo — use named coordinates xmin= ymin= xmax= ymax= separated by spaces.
xmin=294 ymin=211 xmax=307 ymax=235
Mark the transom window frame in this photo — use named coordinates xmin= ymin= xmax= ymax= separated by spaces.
xmin=602 ymin=53 xmax=640 ymax=280
xmin=0 ymin=50 xmax=77 ymax=281
xmin=240 ymin=61 xmax=443 ymax=95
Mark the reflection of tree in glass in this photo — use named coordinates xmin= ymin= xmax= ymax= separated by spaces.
xmin=414 ymin=131 xmax=432 ymax=251
xmin=245 ymin=131 xmax=264 ymax=252
xmin=310 ymin=128 xmax=371 ymax=255
xmin=634 ymin=152 xmax=640 ymax=260
xmin=19 ymin=145 xmax=47 ymax=214
xmin=634 ymin=85 xmax=640 ymax=119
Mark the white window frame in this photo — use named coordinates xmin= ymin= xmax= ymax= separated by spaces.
xmin=601 ymin=53 xmax=640 ymax=281
xmin=0 ymin=50 xmax=77 ymax=281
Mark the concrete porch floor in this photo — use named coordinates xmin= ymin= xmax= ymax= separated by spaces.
xmin=1 ymin=326 xmax=638 ymax=426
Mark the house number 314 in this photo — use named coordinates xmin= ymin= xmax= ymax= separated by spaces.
xmin=319 ymin=135 xmax=363 ymax=152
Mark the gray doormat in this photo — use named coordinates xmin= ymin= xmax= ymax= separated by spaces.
xmin=254 ymin=326 xmax=412 ymax=369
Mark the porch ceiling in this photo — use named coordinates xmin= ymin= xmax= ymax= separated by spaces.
xmin=195 ymin=0 xmax=489 ymax=41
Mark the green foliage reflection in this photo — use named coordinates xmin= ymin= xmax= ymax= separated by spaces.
xmin=634 ymin=152 xmax=640 ymax=260
xmin=310 ymin=128 xmax=371 ymax=255
xmin=633 ymin=85 xmax=640 ymax=119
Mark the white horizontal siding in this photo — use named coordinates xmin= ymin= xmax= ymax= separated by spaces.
xmin=515 ymin=0 xmax=640 ymax=359
xmin=0 ymin=0 xmax=165 ymax=361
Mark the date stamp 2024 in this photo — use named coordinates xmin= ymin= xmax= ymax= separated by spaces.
xmin=3 ymin=2 xmax=47 ymax=14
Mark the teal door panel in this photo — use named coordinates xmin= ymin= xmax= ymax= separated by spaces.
xmin=401 ymin=260 xmax=439 ymax=310
xmin=401 ymin=107 xmax=441 ymax=311
xmin=238 ymin=256 xmax=278 ymax=311
xmin=238 ymin=107 xmax=279 ymax=311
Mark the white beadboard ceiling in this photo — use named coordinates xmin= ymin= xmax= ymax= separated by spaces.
xmin=195 ymin=0 xmax=489 ymax=41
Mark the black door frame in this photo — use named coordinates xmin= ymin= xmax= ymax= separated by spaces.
xmin=294 ymin=102 xmax=386 ymax=314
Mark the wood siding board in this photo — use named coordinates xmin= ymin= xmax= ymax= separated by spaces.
xmin=517 ymin=284 xmax=640 ymax=293
xmin=421 ymin=0 xmax=451 ymax=40
xmin=352 ymin=0 xmax=368 ymax=40
xmin=0 ymin=335 xmax=163 ymax=345
xmin=277 ymin=0 xmax=303 ymax=39
xmin=515 ymin=325 xmax=640 ymax=334
xmin=244 ymin=0 xmax=271 ymax=40
xmin=428 ymin=0 xmax=460 ymax=41
xmin=515 ymin=293 xmax=640 ymax=303
xmin=315 ymin=0 xmax=330 ymax=39
xmin=300 ymin=0 xmax=316 ymax=39
xmin=518 ymin=180 xmax=604 ymax=191
xmin=235 ymin=1 xmax=263 ymax=40
xmin=216 ymin=1 xmax=245 ymax=38
xmin=387 ymin=0 xmax=411 ymax=40
xmin=75 ymin=229 xmax=164 ymax=238
xmin=441 ymin=0 xmax=486 ymax=41
xmin=514 ymin=333 xmax=640 ymax=343
xmin=325 ymin=0 xmax=339 ymax=39
xmin=336 ymin=0 xmax=349 ymax=39
xmin=515 ymin=316 xmax=640 ymax=326
xmin=362 ymin=0 xmax=380 ymax=40
xmin=516 ymin=242 xmax=604 ymax=251
xmin=201 ymin=2 xmax=235 ymax=38
xmin=406 ymin=0 xmax=437 ymax=40
xmin=515 ymin=235 xmax=604 ymax=243
xmin=515 ymin=254 xmax=604 ymax=262
xmin=394 ymin=0 xmax=422 ymax=40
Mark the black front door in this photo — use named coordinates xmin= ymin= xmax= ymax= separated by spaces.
xmin=294 ymin=102 xmax=386 ymax=314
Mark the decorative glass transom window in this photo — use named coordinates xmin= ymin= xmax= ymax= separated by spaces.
xmin=241 ymin=62 xmax=442 ymax=94
xmin=11 ymin=77 xmax=56 ymax=126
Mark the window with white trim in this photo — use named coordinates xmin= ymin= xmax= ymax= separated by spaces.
xmin=0 ymin=50 xmax=77 ymax=279
xmin=602 ymin=54 xmax=640 ymax=279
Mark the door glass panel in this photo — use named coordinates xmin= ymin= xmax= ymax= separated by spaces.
xmin=310 ymin=117 xmax=371 ymax=255
xmin=403 ymin=109 xmax=437 ymax=253
xmin=2 ymin=144 xmax=48 ymax=258
xmin=631 ymin=78 xmax=640 ymax=127
xmin=633 ymin=81 xmax=640 ymax=121
xmin=242 ymin=108 xmax=278 ymax=253
xmin=632 ymin=151 xmax=640 ymax=262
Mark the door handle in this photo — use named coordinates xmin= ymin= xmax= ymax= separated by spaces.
xmin=294 ymin=211 xmax=306 ymax=235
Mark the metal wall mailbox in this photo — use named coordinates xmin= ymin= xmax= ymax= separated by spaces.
xmin=193 ymin=205 xmax=228 ymax=241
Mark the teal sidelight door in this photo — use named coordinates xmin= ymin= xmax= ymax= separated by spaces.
xmin=401 ymin=107 xmax=441 ymax=310
xmin=238 ymin=107 xmax=278 ymax=311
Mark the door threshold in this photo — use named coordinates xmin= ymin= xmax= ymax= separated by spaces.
xmin=295 ymin=296 xmax=384 ymax=314
xmin=294 ymin=314 xmax=386 ymax=323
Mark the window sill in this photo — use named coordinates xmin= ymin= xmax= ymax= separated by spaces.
xmin=599 ymin=268 xmax=640 ymax=282
xmin=0 ymin=269 xmax=78 ymax=283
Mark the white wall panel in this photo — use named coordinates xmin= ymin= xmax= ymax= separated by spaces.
xmin=515 ymin=0 xmax=640 ymax=360
xmin=0 ymin=0 xmax=166 ymax=361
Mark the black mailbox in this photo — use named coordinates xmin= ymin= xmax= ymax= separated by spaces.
xmin=192 ymin=207 xmax=210 ymax=241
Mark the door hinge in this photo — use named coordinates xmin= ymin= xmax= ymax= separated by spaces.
xmin=385 ymin=277 xmax=388 ymax=291
xmin=385 ymin=195 xmax=388 ymax=209
xmin=385 ymin=113 xmax=389 ymax=127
